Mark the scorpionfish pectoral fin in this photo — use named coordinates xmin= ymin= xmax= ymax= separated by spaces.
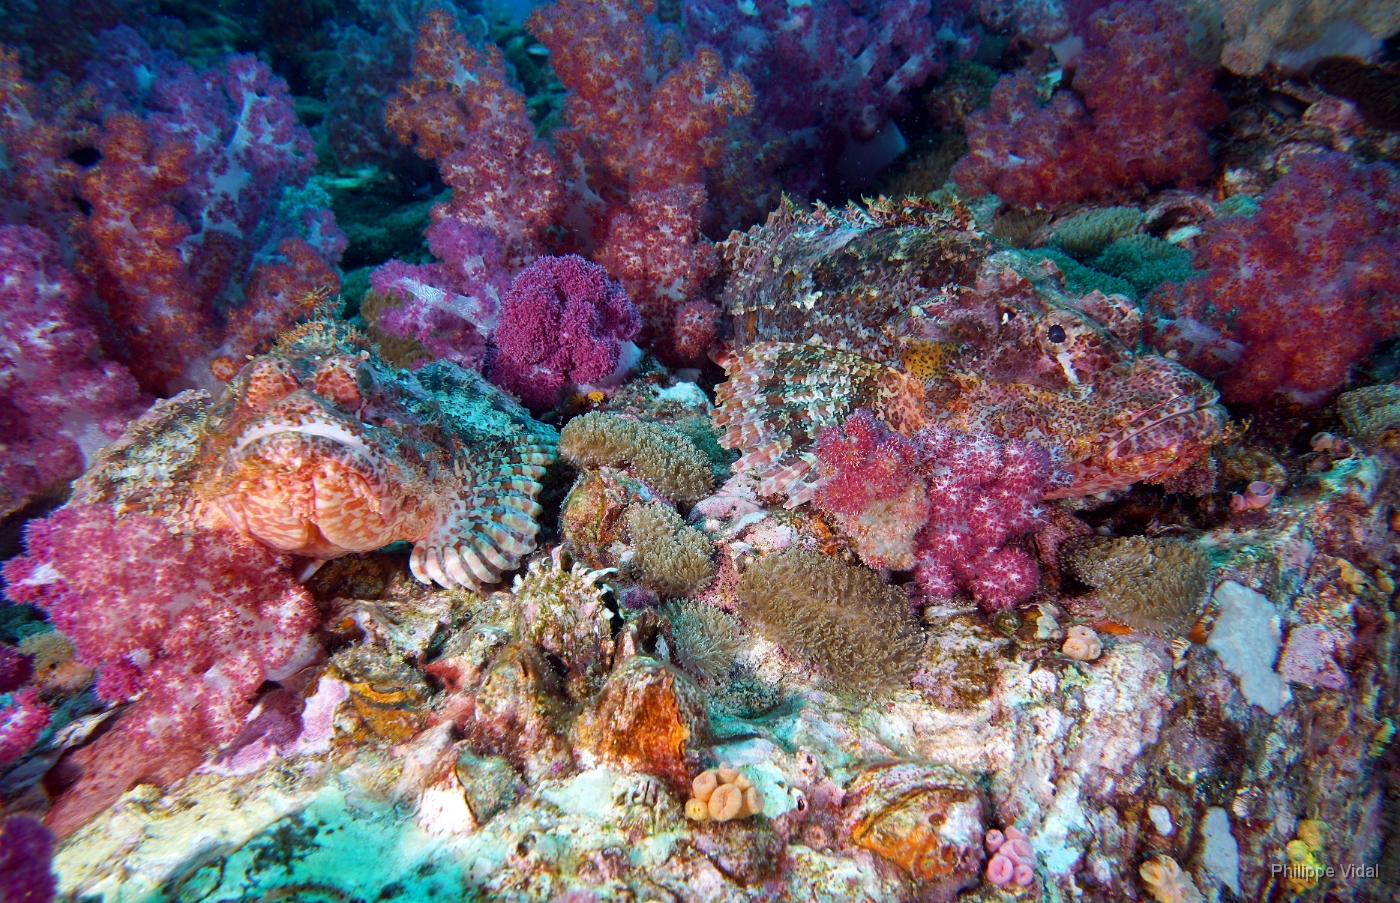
xmin=410 ymin=433 xmax=559 ymax=591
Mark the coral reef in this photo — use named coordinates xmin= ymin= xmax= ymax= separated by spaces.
xmin=1061 ymin=536 xmax=1211 ymax=635
xmin=952 ymin=0 xmax=1226 ymax=209
xmin=1150 ymin=152 xmax=1400 ymax=404
xmin=3 ymin=503 xmax=319 ymax=834
xmin=842 ymin=762 xmax=986 ymax=896
xmin=75 ymin=27 xmax=344 ymax=392
xmin=6 ymin=4 xmax=1400 ymax=900
xmin=384 ymin=8 xmax=560 ymax=266
xmin=560 ymin=412 xmax=714 ymax=504
xmin=810 ymin=409 xmax=1052 ymax=609
xmin=736 ymin=550 xmax=924 ymax=695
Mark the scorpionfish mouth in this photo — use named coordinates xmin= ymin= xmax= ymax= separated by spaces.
xmin=219 ymin=410 xmax=427 ymax=558
xmin=1050 ymin=359 xmax=1230 ymax=498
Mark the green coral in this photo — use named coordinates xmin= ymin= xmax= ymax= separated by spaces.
xmin=1030 ymin=248 xmax=1137 ymax=299
xmin=1048 ymin=206 xmax=1145 ymax=258
xmin=1090 ymin=234 xmax=1196 ymax=298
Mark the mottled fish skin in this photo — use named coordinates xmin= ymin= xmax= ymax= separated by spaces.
xmin=713 ymin=197 xmax=1229 ymax=501
xmin=74 ymin=320 xmax=558 ymax=592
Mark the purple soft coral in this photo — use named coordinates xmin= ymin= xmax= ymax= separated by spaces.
xmin=489 ymin=255 xmax=641 ymax=411
xmin=0 ymin=225 xmax=146 ymax=520
xmin=370 ymin=219 xmax=510 ymax=370
xmin=0 ymin=815 xmax=57 ymax=903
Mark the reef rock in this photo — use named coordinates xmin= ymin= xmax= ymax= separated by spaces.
xmin=572 ymin=654 xmax=710 ymax=795
xmin=842 ymin=762 xmax=986 ymax=899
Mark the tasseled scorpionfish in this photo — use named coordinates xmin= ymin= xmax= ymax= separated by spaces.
xmin=74 ymin=320 xmax=558 ymax=590
xmin=713 ymin=197 xmax=1229 ymax=503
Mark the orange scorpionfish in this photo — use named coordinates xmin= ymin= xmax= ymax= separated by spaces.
xmin=74 ymin=320 xmax=557 ymax=590
xmin=712 ymin=197 xmax=1230 ymax=504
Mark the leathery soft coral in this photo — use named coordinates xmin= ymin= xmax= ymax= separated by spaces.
xmin=3 ymin=504 xmax=321 ymax=835
xmin=1149 ymin=153 xmax=1400 ymax=404
xmin=490 ymin=255 xmax=641 ymax=411
xmin=952 ymin=0 xmax=1225 ymax=209
xmin=812 ymin=411 xmax=1054 ymax=610
xmin=0 ymin=225 xmax=146 ymax=520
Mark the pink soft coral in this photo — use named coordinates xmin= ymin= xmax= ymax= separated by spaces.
xmin=3 ymin=504 xmax=321 ymax=835
xmin=489 ymin=255 xmax=641 ymax=411
xmin=812 ymin=412 xmax=1053 ymax=609
xmin=0 ymin=225 xmax=146 ymax=520
xmin=369 ymin=219 xmax=510 ymax=371
xmin=952 ymin=0 xmax=1225 ymax=209
xmin=1150 ymin=153 xmax=1400 ymax=404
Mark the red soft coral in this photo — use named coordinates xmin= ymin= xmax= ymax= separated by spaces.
xmin=952 ymin=0 xmax=1225 ymax=209
xmin=386 ymin=8 xmax=561 ymax=265
xmin=1150 ymin=153 xmax=1400 ymax=404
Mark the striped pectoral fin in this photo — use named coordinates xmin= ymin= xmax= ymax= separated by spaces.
xmin=712 ymin=341 xmax=886 ymax=506
xmin=410 ymin=437 xmax=557 ymax=591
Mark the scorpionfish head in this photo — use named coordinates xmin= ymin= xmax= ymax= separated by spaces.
xmin=209 ymin=328 xmax=437 ymax=558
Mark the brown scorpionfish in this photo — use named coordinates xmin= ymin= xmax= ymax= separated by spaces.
xmin=75 ymin=320 xmax=558 ymax=591
xmin=712 ymin=197 xmax=1229 ymax=504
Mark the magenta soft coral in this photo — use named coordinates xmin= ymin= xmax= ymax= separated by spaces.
xmin=952 ymin=0 xmax=1224 ymax=209
xmin=490 ymin=256 xmax=642 ymax=411
xmin=1150 ymin=153 xmax=1400 ymax=404
xmin=0 ymin=815 xmax=57 ymax=903
xmin=3 ymin=504 xmax=321 ymax=834
xmin=0 ymin=225 xmax=146 ymax=520
xmin=812 ymin=412 xmax=1053 ymax=610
